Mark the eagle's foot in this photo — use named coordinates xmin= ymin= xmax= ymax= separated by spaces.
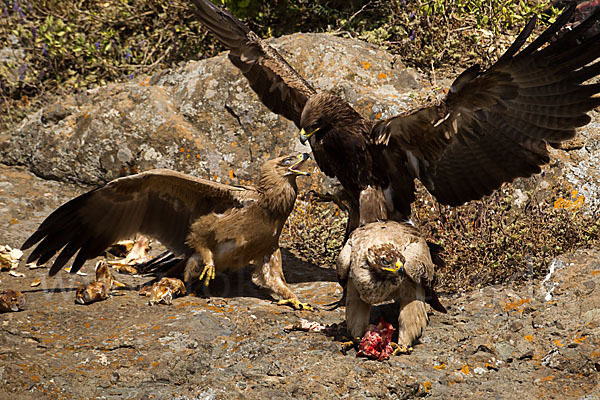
xmin=390 ymin=342 xmax=412 ymax=355
xmin=198 ymin=263 xmax=216 ymax=286
xmin=305 ymin=190 xmax=348 ymax=211
xmin=340 ymin=337 xmax=359 ymax=354
xmin=277 ymin=298 xmax=314 ymax=311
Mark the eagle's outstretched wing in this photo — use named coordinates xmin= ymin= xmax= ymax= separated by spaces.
xmin=373 ymin=5 xmax=600 ymax=205
xmin=22 ymin=169 xmax=246 ymax=276
xmin=189 ymin=0 xmax=316 ymax=127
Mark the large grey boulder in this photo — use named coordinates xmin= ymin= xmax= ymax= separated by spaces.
xmin=0 ymin=33 xmax=420 ymax=186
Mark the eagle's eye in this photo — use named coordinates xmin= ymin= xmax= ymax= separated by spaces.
xmin=380 ymin=258 xmax=390 ymax=266
xmin=282 ymin=159 xmax=292 ymax=165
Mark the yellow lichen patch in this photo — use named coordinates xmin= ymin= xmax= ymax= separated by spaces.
xmin=524 ymin=335 xmax=534 ymax=342
xmin=573 ymin=335 xmax=587 ymax=344
xmin=422 ymin=381 xmax=432 ymax=392
xmin=433 ymin=363 xmax=446 ymax=370
xmin=362 ymin=61 xmax=371 ymax=70
xmin=376 ymin=112 xmax=382 ymax=119
xmin=553 ymin=339 xmax=564 ymax=347
xmin=504 ymin=298 xmax=530 ymax=312
xmin=460 ymin=364 xmax=471 ymax=375
xmin=553 ymin=190 xmax=585 ymax=210
xmin=539 ymin=375 xmax=554 ymax=382
xmin=229 ymin=170 xmax=235 ymax=180
xmin=232 ymin=141 xmax=237 ymax=147
xmin=592 ymin=270 xmax=600 ymax=276
xmin=377 ymin=72 xmax=387 ymax=80
xmin=186 ymin=153 xmax=190 ymax=159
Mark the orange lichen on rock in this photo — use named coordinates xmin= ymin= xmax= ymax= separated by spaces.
xmin=554 ymin=190 xmax=585 ymax=210
xmin=573 ymin=335 xmax=587 ymax=344
xmin=460 ymin=364 xmax=471 ymax=375
xmin=504 ymin=298 xmax=530 ymax=312
xmin=362 ymin=61 xmax=371 ymax=70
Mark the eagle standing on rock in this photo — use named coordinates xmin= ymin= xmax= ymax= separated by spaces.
xmin=190 ymin=0 xmax=600 ymax=230
xmin=22 ymin=154 xmax=313 ymax=309
xmin=337 ymin=221 xmax=446 ymax=349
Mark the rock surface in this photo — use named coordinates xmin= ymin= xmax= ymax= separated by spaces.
xmin=0 ymin=33 xmax=421 ymax=187
xmin=1 ymin=164 xmax=599 ymax=399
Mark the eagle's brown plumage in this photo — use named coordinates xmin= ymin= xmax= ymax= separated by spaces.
xmin=190 ymin=1 xmax=600 ymax=227
xmin=22 ymin=154 xmax=311 ymax=305
xmin=337 ymin=221 xmax=446 ymax=346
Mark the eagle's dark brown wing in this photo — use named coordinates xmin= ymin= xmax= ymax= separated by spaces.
xmin=190 ymin=0 xmax=316 ymax=127
xmin=372 ymin=5 xmax=600 ymax=206
xmin=22 ymin=169 xmax=248 ymax=276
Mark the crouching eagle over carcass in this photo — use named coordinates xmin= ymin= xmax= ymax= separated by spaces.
xmin=337 ymin=221 xmax=447 ymax=351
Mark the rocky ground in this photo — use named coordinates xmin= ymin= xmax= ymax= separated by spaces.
xmin=0 ymin=164 xmax=599 ymax=399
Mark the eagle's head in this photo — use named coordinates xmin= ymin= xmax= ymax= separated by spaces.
xmin=261 ymin=153 xmax=311 ymax=182
xmin=299 ymin=93 xmax=363 ymax=145
xmin=365 ymin=243 xmax=406 ymax=281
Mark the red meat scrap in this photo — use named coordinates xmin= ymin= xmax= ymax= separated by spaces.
xmin=356 ymin=319 xmax=396 ymax=361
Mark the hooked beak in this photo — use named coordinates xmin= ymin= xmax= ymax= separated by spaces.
xmin=288 ymin=153 xmax=311 ymax=176
xmin=382 ymin=260 xmax=404 ymax=275
xmin=299 ymin=127 xmax=320 ymax=145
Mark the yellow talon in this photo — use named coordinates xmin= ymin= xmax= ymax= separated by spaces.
xmin=340 ymin=337 xmax=359 ymax=354
xmin=198 ymin=263 xmax=216 ymax=286
xmin=277 ymin=298 xmax=315 ymax=311
xmin=390 ymin=342 xmax=412 ymax=355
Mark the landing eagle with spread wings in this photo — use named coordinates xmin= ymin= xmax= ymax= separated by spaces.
xmin=22 ymin=154 xmax=313 ymax=309
xmin=190 ymin=0 xmax=600 ymax=228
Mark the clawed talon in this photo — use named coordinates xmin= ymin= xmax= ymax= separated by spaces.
xmin=340 ymin=337 xmax=359 ymax=354
xmin=277 ymin=298 xmax=315 ymax=311
xmin=305 ymin=190 xmax=348 ymax=211
xmin=198 ymin=263 xmax=216 ymax=286
xmin=390 ymin=342 xmax=412 ymax=355
xmin=112 ymin=279 xmax=127 ymax=288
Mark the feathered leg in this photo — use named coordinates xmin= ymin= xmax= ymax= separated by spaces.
xmin=341 ymin=279 xmax=371 ymax=351
xmin=345 ymin=279 xmax=371 ymax=338
xmin=396 ymin=285 xmax=429 ymax=347
xmin=252 ymin=248 xmax=313 ymax=310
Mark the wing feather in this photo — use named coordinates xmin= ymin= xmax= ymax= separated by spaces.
xmin=190 ymin=0 xmax=316 ymax=127
xmin=22 ymin=169 xmax=247 ymax=275
xmin=373 ymin=6 xmax=600 ymax=206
